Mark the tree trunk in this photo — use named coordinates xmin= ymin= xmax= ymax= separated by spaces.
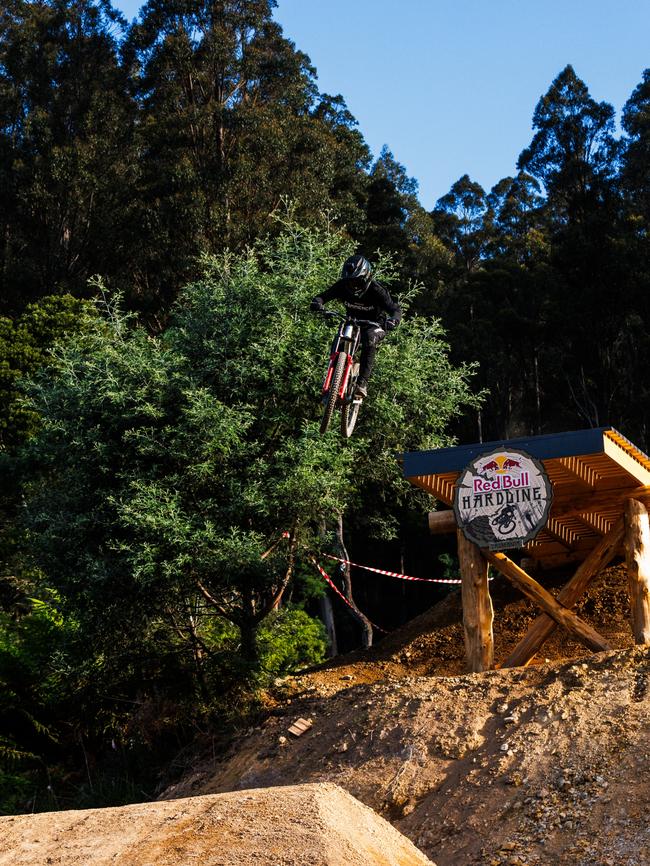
xmin=319 ymin=594 xmax=338 ymax=657
xmin=239 ymin=617 xmax=259 ymax=667
xmin=336 ymin=513 xmax=373 ymax=648
xmin=240 ymin=582 xmax=259 ymax=667
xmin=185 ymin=604 xmax=210 ymax=703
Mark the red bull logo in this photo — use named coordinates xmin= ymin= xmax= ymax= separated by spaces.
xmin=474 ymin=452 xmax=531 ymax=493
xmin=503 ymin=458 xmax=521 ymax=470
xmin=473 ymin=472 xmax=530 ymax=493
xmin=479 ymin=454 xmax=523 ymax=475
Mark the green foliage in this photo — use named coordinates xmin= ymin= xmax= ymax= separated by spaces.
xmin=0 ymin=0 xmax=133 ymax=311
xmin=7 ymin=14 xmax=650 ymax=808
xmin=0 ymin=295 xmax=92 ymax=449
xmin=0 ymin=587 xmax=74 ymax=813
xmin=11 ymin=220 xmax=477 ymax=755
xmin=256 ymin=607 xmax=327 ymax=676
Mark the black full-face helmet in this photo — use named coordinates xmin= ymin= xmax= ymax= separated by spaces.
xmin=341 ymin=254 xmax=372 ymax=296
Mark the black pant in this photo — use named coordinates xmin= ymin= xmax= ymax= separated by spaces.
xmin=359 ymin=325 xmax=384 ymax=381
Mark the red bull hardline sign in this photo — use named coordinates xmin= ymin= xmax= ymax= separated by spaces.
xmin=453 ymin=448 xmax=553 ymax=551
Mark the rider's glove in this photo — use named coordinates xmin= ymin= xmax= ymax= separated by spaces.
xmin=385 ymin=317 xmax=398 ymax=331
xmin=310 ymin=298 xmax=324 ymax=312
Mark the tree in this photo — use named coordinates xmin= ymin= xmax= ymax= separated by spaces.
xmin=125 ymin=0 xmax=373 ymax=312
xmin=514 ymin=66 xmax=631 ymax=437
xmin=16 ymin=218 xmax=479 ymax=702
xmin=432 ymin=174 xmax=489 ymax=275
xmin=0 ymin=0 xmax=134 ymax=313
xmin=485 ymin=172 xmax=548 ymax=264
xmin=0 ymin=295 xmax=91 ymax=450
xmin=621 ymin=69 xmax=650 ymax=217
xmin=517 ymin=65 xmax=617 ymax=222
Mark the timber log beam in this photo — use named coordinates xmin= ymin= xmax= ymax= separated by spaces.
xmin=502 ymin=518 xmax=624 ymax=668
xmin=457 ymin=530 xmax=494 ymax=672
xmin=483 ymin=551 xmax=611 ymax=654
xmin=428 ymin=485 xmax=650 ymax=537
xmin=624 ymin=499 xmax=650 ymax=644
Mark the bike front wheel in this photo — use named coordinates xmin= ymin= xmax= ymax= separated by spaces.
xmin=341 ymin=362 xmax=361 ymax=438
xmin=320 ymin=352 xmax=347 ymax=434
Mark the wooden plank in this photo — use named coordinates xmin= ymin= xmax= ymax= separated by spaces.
xmin=624 ymin=500 xmax=650 ymax=645
xmin=603 ymin=433 xmax=650 ymax=486
xmin=484 ymin=551 xmax=611 ymax=654
xmin=502 ymin=518 xmax=624 ymax=667
xmin=428 ymin=510 xmax=457 ymax=534
xmin=288 ymin=718 xmax=313 ymax=737
xmin=550 ymin=485 xmax=650 ymax=519
xmin=411 ymin=474 xmax=456 ymax=505
xmin=457 ymin=530 xmax=494 ymax=673
xmin=556 ymin=455 xmax=602 ymax=488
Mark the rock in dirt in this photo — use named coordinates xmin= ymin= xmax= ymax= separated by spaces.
xmin=0 ymin=782 xmax=435 ymax=866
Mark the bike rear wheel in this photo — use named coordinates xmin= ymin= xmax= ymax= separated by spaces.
xmin=341 ymin=362 xmax=361 ymax=438
xmin=320 ymin=352 xmax=347 ymax=434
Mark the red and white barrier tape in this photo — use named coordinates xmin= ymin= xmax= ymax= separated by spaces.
xmin=324 ymin=553 xmax=463 ymax=585
xmin=310 ymin=558 xmax=388 ymax=633
xmin=270 ymin=530 xmax=480 ymax=587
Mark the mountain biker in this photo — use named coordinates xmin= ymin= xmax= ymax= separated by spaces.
xmin=310 ymin=254 xmax=401 ymax=397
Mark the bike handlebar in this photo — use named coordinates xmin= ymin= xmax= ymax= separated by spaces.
xmin=319 ymin=309 xmax=383 ymax=329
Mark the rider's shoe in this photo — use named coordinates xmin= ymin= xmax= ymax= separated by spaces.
xmin=355 ymin=378 xmax=368 ymax=398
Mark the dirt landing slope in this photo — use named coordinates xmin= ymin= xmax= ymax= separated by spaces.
xmin=0 ymin=782 xmax=435 ymax=866
xmin=164 ymin=647 xmax=650 ymax=866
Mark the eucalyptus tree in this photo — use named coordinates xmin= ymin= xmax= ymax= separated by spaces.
xmin=125 ymin=0 xmax=371 ymax=311
xmin=0 ymin=0 xmax=134 ymax=313
xmin=621 ymin=70 xmax=650 ymax=215
xmin=432 ymin=174 xmax=489 ymax=276
xmin=517 ymin=64 xmax=618 ymax=222
xmin=515 ymin=66 xmax=630 ymax=435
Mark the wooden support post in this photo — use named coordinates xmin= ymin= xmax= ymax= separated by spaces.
xmin=624 ymin=499 xmax=650 ymax=645
xmin=502 ymin=518 xmax=624 ymax=668
xmin=457 ymin=530 xmax=494 ymax=673
xmin=484 ymin=550 xmax=611 ymax=654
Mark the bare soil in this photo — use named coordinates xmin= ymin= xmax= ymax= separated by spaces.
xmin=162 ymin=564 xmax=650 ymax=866
xmin=0 ymin=783 xmax=434 ymax=866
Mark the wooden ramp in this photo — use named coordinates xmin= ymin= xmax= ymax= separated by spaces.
xmin=403 ymin=427 xmax=650 ymax=670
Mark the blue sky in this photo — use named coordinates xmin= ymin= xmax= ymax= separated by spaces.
xmin=112 ymin=0 xmax=650 ymax=209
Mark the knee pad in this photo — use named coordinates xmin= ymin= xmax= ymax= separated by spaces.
xmin=364 ymin=326 xmax=385 ymax=348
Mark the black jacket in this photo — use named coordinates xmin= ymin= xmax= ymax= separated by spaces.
xmin=312 ymin=279 xmax=401 ymax=326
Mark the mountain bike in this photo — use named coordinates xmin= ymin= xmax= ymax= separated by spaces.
xmin=491 ymin=504 xmax=517 ymax=535
xmin=318 ymin=310 xmax=383 ymax=438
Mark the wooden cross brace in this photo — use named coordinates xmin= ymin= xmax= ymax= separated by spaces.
xmin=457 ymin=519 xmax=621 ymax=673
xmin=458 ymin=499 xmax=650 ymax=672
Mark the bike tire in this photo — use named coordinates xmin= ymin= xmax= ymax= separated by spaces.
xmin=320 ymin=352 xmax=347 ymax=435
xmin=341 ymin=362 xmax=361 ymax=438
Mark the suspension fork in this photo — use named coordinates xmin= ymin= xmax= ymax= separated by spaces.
xmin=322 ymin=350 xmax=354 ymax=396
